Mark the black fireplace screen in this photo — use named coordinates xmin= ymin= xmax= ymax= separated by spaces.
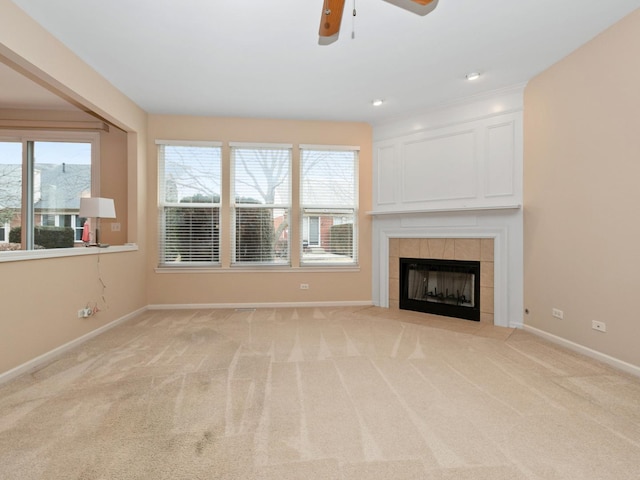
xmin=399 ymin=258 xmax=481 ymax=321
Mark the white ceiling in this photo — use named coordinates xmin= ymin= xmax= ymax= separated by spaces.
xmin=5 ymin=0 xmax=640 ymax=124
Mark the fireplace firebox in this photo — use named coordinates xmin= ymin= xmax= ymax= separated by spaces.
xmin=399 ymin=258 xmax=481 ymax=321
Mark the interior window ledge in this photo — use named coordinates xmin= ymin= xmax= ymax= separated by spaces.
xmin=0 ymin=244 xmax=138 ymax=263
xmin=155 ymin=265 xmax=360 ymax=274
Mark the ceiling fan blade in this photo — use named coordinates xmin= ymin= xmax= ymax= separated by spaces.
xmin=382 ymin=0 xmax=438 ymax=16
xmin=319 ymin=0 xmax=346 ymax=38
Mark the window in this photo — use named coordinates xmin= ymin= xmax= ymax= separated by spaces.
xmin=231 ymin=144 xmax=291 ymax=265
xmin=155 ymin=141 xmax=358 ymax=269
xmin=157 ymin=142 xmax=222 ymax=266
xmin=300 ymin=147 xmax=358 ymax=265
xmin=73 ymin=215 xmax=86 ymax=242
xmin=0 ymin=135 xmax=96 ymax=251
xmin=0 ymin=222 xmax=8 ymax=243
xmin=41 ymin=214 xmax=56 ymax=227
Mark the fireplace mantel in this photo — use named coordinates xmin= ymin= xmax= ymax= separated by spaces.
xmin=367 ymin=204 xmax=521 ymax=216
xmin=372 ymin=209 xmax=523 ymax=329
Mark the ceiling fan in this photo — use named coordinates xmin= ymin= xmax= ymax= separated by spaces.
xmin=319 ymin=0 xmax=438 ymax=45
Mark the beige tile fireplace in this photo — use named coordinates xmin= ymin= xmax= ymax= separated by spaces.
xmin=388 ymin=238 xmax=495 ymax=324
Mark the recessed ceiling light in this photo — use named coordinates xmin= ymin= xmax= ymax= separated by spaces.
xmin=466 ymin=72 xmax=481 ymax=81
xmin=372 ymin=99 xmax=384 ymax=107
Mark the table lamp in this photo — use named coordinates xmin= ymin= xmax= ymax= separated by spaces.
xmin=79 ymin=197 xmax=116 ymax=247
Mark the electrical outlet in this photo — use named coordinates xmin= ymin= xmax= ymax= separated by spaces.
xmin=111 ymin=222 xmax=121 ymax=232
xmin=78 ymin=309 xmax=85 ymax=318
xmin=78 ymin=307 xmax=92 ymax=318
xmin=300 ymin=283 xmax=309 ymax=290
xmin=552 ymin=308 xmax=564 ymax=319
xmin=592 ymin=320 xmax=606 ymax=332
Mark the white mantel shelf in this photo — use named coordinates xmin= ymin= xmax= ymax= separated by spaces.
xmin=366 ymin=204 xmax=522 ymax=216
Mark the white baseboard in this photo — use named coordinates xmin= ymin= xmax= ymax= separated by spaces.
xmin=148 ymin=301 xmax=374 ymax=310
xmin=0 ymin=306 xmax=148 ymax=386
xmin=523 ymin=324 xmax=640 ymax=378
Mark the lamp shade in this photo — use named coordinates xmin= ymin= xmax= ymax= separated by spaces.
xmin=79 ymin=197 xmax=116 ymax=219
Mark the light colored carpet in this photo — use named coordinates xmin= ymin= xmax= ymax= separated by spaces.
xmin=0 ymin=306 xmax=639 ymax=479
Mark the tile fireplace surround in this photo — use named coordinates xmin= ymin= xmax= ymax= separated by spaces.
xmin=389 ymin=238 xmax=495 ymax=324
xmin=371 ymin=209 xmax=524 ymax=329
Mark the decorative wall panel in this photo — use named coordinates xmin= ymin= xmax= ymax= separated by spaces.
xmin=376 ymin=145 xmax=396 ymax=205
xmin=485 ymin=121 xmax=515 ymax=197
xmin=401 ymin=130 xmax=476 ymax=203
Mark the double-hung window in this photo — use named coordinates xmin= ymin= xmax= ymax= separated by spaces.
xmin=231 ymin=144 xmax=291 ymax=265
xmin=157 ymin=141 xmax=222 ymax=266
xmin=0 ymin=222 xmax=9 ymax=243
xmin=300 ymin=146 xmax=358 ymax=265
xmin=0 ymin=134 xmax=96 ymax=251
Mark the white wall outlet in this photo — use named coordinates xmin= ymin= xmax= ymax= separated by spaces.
xmin=78 ymin=309 xmax=85 ymax=318
xmin=111 ymin=222 xmax=121 ymax=232
xmin=552 ymin=308 xmax=564 ymax=319
xmin=592 ymin=320 xmax=606 ymax=332
xmin=78 ymin=307 xmax=92 ymax=318
xmin=300 ymin=283 xmax=309 ymax=290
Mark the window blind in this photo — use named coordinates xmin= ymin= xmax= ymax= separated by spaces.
xmin=158 ymin=143 xmax=221 ymax=266
xmin=300 ymin=148 xmax=358 ymax=265
xmin=231 ymin=145 xmax=291 ymax=264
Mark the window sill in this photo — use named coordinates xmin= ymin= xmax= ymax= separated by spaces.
xmin=155 ymin=265 xmax=360 ymax=274
xmin=0 ymin=244 xmax=138 ymax=263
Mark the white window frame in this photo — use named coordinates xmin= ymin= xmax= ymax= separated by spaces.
xmin=0 ymin=131 xmax=99 ymax=253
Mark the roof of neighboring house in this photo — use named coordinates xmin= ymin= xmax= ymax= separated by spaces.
xmin=0 ymin=163 xmax=90 ymax=211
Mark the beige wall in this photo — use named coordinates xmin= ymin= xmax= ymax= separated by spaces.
xmin=524 ymin=10 xmax=640 ymax=367
xmin=147 ymin=115 xmax=373 ymax=305
xmin=99 ymin=124 xmax=128 ymax=246
xmin=0 ymin=0 xmax=148 ymax=375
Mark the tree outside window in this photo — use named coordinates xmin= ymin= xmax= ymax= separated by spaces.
xmin=231 ymin=145 xmax=291 ymax=265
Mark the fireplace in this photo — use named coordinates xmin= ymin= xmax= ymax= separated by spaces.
xmin=399 ymin=257 xmax=481 ymax=321
xmin=387 ymin=238 xmax=496 ymax=324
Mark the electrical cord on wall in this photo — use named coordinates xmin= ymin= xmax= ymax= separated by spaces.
xmin=92 ymin=251 xmax=109 ymax=315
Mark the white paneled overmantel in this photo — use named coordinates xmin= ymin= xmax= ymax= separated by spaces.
xmin=371 ymin=86 xmax=525 ymax=328
xmin=373 ymin=86 xmax=524 ymax=214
